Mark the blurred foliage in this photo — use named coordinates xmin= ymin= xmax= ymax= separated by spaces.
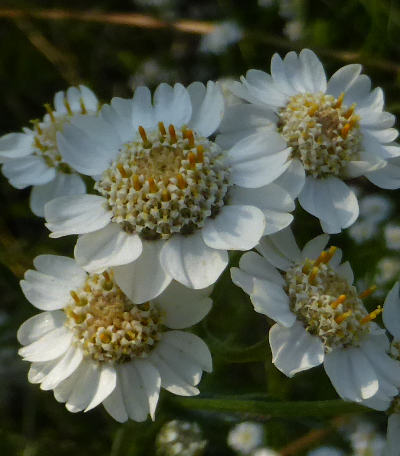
xmin=1 ymin=0 xmax=400 ymax=454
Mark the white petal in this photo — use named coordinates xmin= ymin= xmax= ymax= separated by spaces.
xmin=326 ymin=64 xmax=362 ymax=98
xmin=218 ymin=103 xmax=277 ymax=135
xmin=53 ymin=362 xmax=85 ymax=403
xmin=131 ymin=86 xmax=155 ymax=129
xmin=103 ymin=381 xmax=128 ymax=423
xmin=362 ymin=131 xmax=400 ymax=160
xmin=227 ymin=132 xmax=291 ymax=188
xmin=383 ymin=282 xmax=400 ymax=339
xmin=343 ymin=74 xmax=371 ymax=105
xmin=133 ymin=359 xmax=161 ymax=420
xmin=366 ymin=160 xmax=400 ymax=189
xmin=160 ymin=231 xmax=228 ymax=289
xmin=74 ymin=223 xmax=143 ymax=273
xmin=100 ymin=103 xmax=134 ymax=145
xmin=19 ymin=326 xmax=72 ymax=362
xmin=386 ymin=414 xmax=400 ymax=456
xmin=282 ymin=51 xmax=307 ymax=93
xmin=84 ymin=364 xmax=117 ymax=412
xmin=40 ymin=345 xmax=83 ymax=391
xmin=45 ymin=194 xmax=111 ymax=238
xmin=268 ymin=227 xmax=302 ymax=263
xmin=118 ymin=363 xmax=150 ymax=421
xmin=299 ymin=177 xmax=359 ymax=233
xmin=79 ymin=85 xmax=99 ymax=112
xmin=113 ymin=240 xmax=171 ymax=304
xmin=274 ymin=158 xmax=306 ymax=199
xmin=269 ymin=322 xmax=324 ymax=376
xmin=28 ymin=361 xmax=57 ymax=384
xmin=0 ymin=132 xmax=33 ymax=161
xmin=188 ymin=81 xmax=224 ymax=137
xmin=256 ymin=237 xmax=293 ymax=271
xmin=336 ymin=261 xmax=354 ymax=284
xmin=66 ymin=362 xmax=101 ymax=412
xmin=154 ymin=281 xmax=212 ymax=329
xmin=17 ymin=310 xmax=66 ymax=345
xmin=270 ymin=53 xmax=298 ymax=96
xmin=202 ymin=205 xmax=265 ymax=250
xmin=66 ymin=87 xmax=82 ymax=112
xmin=238 ymin=251 xmax=285 ymax=285
xmin=299 ymin=49 xmax=327 ymax=93
xmin=154 ymin=83 xmax=192 ymax=128
xmin=33 ymin=254 xmax=86 ymax=284
xmin=301 ymin=234 xmax=329 ymax=260
xmin=30 ymin=173 xmax=86 ymax=217
xmin=2 ymin=155 xmax=56 ymax=189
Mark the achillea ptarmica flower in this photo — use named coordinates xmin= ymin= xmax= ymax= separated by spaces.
xmin=227 ymin=421 xmax=264 ymax=454
xmin=156 ymin=420 xmax=207 ymax=456
xmin=0 ymin=86 xmax=99 ymax=216
xmin=18 ymin=255 xmax=212 ymax=422
xmin=231 ymin=229 xmax=400 ymax=403
xmin=45 ymin=82 xmax=294 ymax=301
xmin=221 ymin=49 xmax=400 ymax=233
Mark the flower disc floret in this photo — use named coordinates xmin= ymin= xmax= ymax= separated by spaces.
xmin=95 ymin=123 xmax=230 ymax=240
xmin=65 ymin=270 xmax=162 ymax=363
xmin=285 ymin=249 xmax=378 ymax=352
xmin=278 ymin=92 xmax=361 ymax=178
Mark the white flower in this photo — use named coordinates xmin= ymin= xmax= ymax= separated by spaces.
xmin=221 ymin=49 xmax=400 ymax=233
xmin=348 ymin=219 xmax=377 ymax=244
xmin=359 ymin=194 xmax=392 ymax=224
xmin=18 ymin=254 xmax=213 ymax=422
xmin=231 ymin=228 xmax=400 ymax=403
xmin=44 ymin=81 xmax=295 ymax=301
xmin=156 ymin=420 xmax=207 ymax=456
xmin=307 ymin=447 xmax=344 ymax=456
xmin=283 ymin=20 xmax=303 ymax=42
xmin=252 ymin=448 xmax=278 ymax=456
xmin=385 ymin=223 xmax=400 ymax=250
xmin=218 ymin=78 xmax=244 ymax=106
xmin=227 ymin=422 xmax=264 ymax=454
xmin=0 ymin=86 xmax=99 ymax=216
xmin=376 ymin=257 xmax=400 ymax=285
xmin=200 ymin=21 xmax=243 ymax=55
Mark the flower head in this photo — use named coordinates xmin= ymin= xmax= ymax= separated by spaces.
xmin=18 ymin=255 xmax=212 ymax=421
xmin=227 ymin=421 xmax=264 ymax=454
xmin=0 ymin=86 xmax=98 ymax=216
xmin=156 ymin=420 xmax=207 ymax=456
xmin=222 ymin=49 xmax=400 ymax=233
xmin=231 ymin=228 xmax=400 ymax=403
xmin=45 ymin=82 xmax=295 ymax=301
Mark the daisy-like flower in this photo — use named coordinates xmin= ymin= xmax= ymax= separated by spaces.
xmin=231 ymin=228 xmax=400 ymax=403
xmin=44 ymin=82 xmax=295 ymax=302
xmin=227 ymin=421 xmax=264 ymax=454
xmin=18 ymin=254 xmax=212 ymax=422
xmin=0 ymin=86 xmax=99 ymax=216
xmin=221 ymin=49 xmax=400 ymax=233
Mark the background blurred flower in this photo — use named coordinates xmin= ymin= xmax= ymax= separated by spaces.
xmin=227 ymin=422 xmax=264 ymax=454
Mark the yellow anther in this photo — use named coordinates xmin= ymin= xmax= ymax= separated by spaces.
xmin=359 ymin=285 xmax=377 ymax=299
xmin=302 ymin=259 xmax=313 ymax=274
xmin=34 ymin=137 xmax=45 ymax=151
xmin=344 ymin=104 xmax=355 ymax=119
xmin=314 ymin=250 xmax=328 ymax=267
xmin=80 ymin=98 xmax=87 ymax=115
xmin=308 ymin=103 xmax=319 ymax=116
xmin=158 ymin=122 xmax=166 ymax=136
xmin=335 ymin=310 xmax=352 ymax=324
xmin=361 ymin=306 xmax=383 ymax=324
xmin=186 ymin=130 xmax=195 ymax=148
xmin=70 ymin=290 xmax=80 ymax=305
xmin=44 ymin=103 xmax=56 ymax=122
xmin=148 ymin=177 xmax=158 ymax=193
xmin=138 ymin=126 xmax=150 ymax=147
xmin=71 ymin=312 xmax=86 ymax=324
xmin=84 ymin=284 xmax=91 ymax=293
xmin=103 ymin=271 xmax=111 ymax=282
xmin=117 ymin=163 xmax=128 ymax=178
xmin=334 ymin=93 xmax=344 ymax=109
xmin=132 ymin=174 xmax=141 ymax=191
xmin=31 ymin=119 xmax=43 ymax=135
xmin=100 ymin=332 xmax=112 ymax=344
xmin=161 ymin=189 xmax=170 ymax=202
xmin=188 ymin=152 xmax=196 ymax=167
xmin=309 ymin=266 xmax=319 ymax=285
xmin=331 ymin=294 xmax=346 ymax=309
xmin=168 ymin=124 xmax=177 ymax=143
xmin=64 ymin=100 xmax=73 ymax=116
xmin=325 ymin=246 xmax=337 ymax=263
xmin=341 ymin=123 xmax=351 ymax=139
xmin=196 ymin=145 xmax=204 ymax=162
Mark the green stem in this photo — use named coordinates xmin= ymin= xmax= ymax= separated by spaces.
xmin=172 ymin=396 xmax=370 ymax=419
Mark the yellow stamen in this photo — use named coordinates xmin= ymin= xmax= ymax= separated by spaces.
xmin=196 ymin=145 xmax=204 ymax=162
xmin=80 ymin=98 xmax=87 ymax=114
xmin=132 ymin=174 xmax=141 ymax=191
xmin=34 ymin=137 xmax=45 ymax=151
xmin=186 ymin=130 xmax=195 ymax=148
xmin=70 ymin=290 xmax=80 ymax=305
xmin=161 ymin=189 xmax=170 ymax=202
xmin=168 ymin=125 xmax=177 ymax=143
xmin=359 ymin=285 xmax=377 ymax=299
xmin=325 ymin=246 xmax=337 ymax=263
xmin=31 ymin=119 xmax=43 ymax=135
xmin=309 ymin=266 xmax=319 ymax=285
xmin=148 ymin=177 xmax=158 ymax=193
xmin=331 ymin=294 xmax=346 ymax=309
xmin=100 ymin=332 xmax=112 ymax=344
xmin=314 ymin=251 xmax=328 ymax=267
xmin=64 ymin=100 xmax=73 ymax=116
xmin=138 ymin=126 xmax=149 ymax=146
xmin=103 ymin=271 xmax=111 ymax=281
xmin=44 ymin=103 xmax=56 ymax=123
xmin=188 ymin=152 xmax=196 ymax=167
xmin=117 ymin=163 xmax=128 ymax=178
xmin=176 ymin=173 xmax=187 ymax=189
xmin=71 ymin=312 xmax=86 ymax=324
xmin=308 ymin=103 xmax=319 ymax=116
xmin=341 ymin=123 xmax=351 ymax=139
xmin=361 ymin=306 xmax=382 ymax=324
xmin=334 ymin=93 xmax=344 ymax=109
xmin=335 ymin=310 xmax=352 ymax=324
xmin=344 ymin=104 xmax=355 ymax=119
xmin=158 ymin=121 xmax=166 ymax=136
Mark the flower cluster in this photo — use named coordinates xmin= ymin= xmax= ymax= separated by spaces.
xmin=3 ymin=49 xmax=400 ymax=451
